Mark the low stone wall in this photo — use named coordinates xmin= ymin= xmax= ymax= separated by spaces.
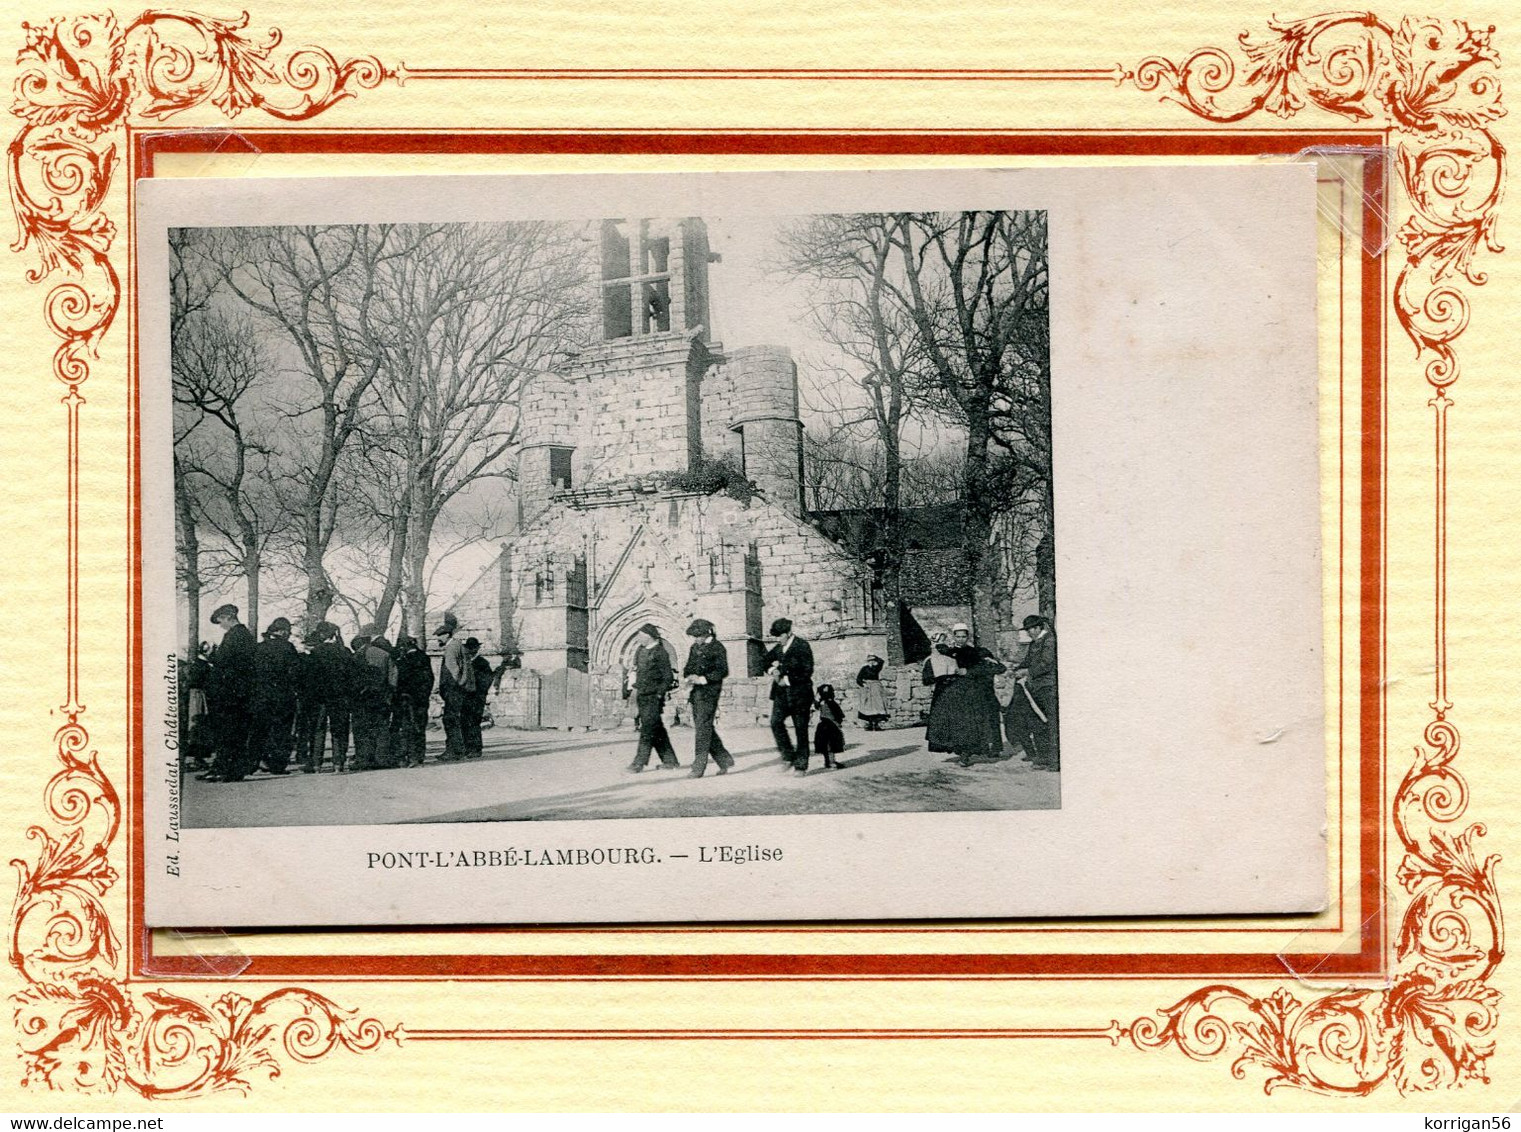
xmin=482 ymin=660 xmax=1010 ymax=733
xmin=491 ymin=669 xmax=542 ymax=729
xmin=713 ymin=665 xmax=939 ymax=729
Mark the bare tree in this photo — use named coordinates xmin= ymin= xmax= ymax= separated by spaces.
xmin=883 ymin=211 xmax=1051 ymax=632
xmin=172 ymin=313 xmax=285 ymax=634
xmin=216 ymin=224 xmax=440 ymax=628
xmin=778 ymin=214 xmax=927 ymax=662
xmin=170 ymin=229 xmax=220 ymax=655
xmin=358 ymin=222 xmax=589 ymax=638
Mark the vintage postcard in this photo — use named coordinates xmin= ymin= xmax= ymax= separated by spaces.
xmin=6 ymin=0 xmax=1513 ymax=1112
xmin=138 ymin=164 xmax=1325 ymax=927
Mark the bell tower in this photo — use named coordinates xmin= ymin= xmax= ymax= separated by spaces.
xmin=546 ymin=217 xmax=718 ymax=485
xmin=598 ymin=218 xmax=714 ymax=342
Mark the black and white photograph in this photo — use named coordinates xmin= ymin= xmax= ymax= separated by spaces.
xmin=142 ymin=167 xmax=1327 ymax=926
xmin=169 ymin=207 xmax=1058 ymax=830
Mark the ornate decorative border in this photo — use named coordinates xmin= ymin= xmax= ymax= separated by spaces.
xmin=6 ymin=8 xmax=1505 ymax=1100
xmin=1124 ymin=14 xmax=1504 ymax=1094
xmin=9 ymin=11 xmax=397 ymax=1096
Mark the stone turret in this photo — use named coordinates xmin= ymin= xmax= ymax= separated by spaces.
xmin=516 ymin=370 xmax=580 ymax=527
xmin=724 ymin=345 xmax=803 ymax=515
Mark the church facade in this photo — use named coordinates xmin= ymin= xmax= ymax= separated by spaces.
xmin=448 ymin=217 xmax=894 ymax=729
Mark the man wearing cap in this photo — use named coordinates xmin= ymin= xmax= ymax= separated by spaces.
xmin=200 ymin=604 xmax=256 ymax=782
xmin=627 ymin=624 xmax=680 ymax=772
xmin=249 ymin=616 xmax=299 ymax=776
xmin=351 ymin=627 xmax=398 ymax=770
xmin=681 ymin=618 xmax=734 ymax=778
xmin=310 ymin=622 xmax=353 ymax=772
xmin=435 ymin=612 xmax=473 ymax=762
xmin=1007 ymin=614 xmax=1059 ymax=769
xmin=762 ymin=617 xmax=815 ymax=775
xmin=391 ymin=634 xmax=434 ymax=768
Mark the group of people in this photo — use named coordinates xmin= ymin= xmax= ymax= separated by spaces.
xmin=621 ymin=612 xmax=1059 ymax=780
xmin=185 ymin=600 xmax=1059 ymax=787
xmin=921 ymin=615 xmax=1059 ymax=770
xmin=184 ymin=604 xmax=499 ymax=782
xmin=622 ymin=616 xmax=852 ymax=779
xmin=624 ymin=617 xmax=746 ymax=778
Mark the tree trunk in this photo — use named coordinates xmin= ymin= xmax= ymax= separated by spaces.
xmin=303 ymin=537 xmax=335 ymax=629
xmin=176 ymin=466 xmax=201 ymax=657
xmin=880 ymin=421 xmax=906 ymax=665
xmin=243 ymin=539 xmax=261 ymax=638
xmin=372 ymin=491 xmax=412 ymax=637
xmin=402 ymin=507 xmax=437 ymax=640
xmin=1037 ymin=474 xmax=1057 ymax=620
xmin=962 ymin=404 xmax=999 ymax=641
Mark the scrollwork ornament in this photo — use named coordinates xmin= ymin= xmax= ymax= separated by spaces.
xmin=1131 ymin=12 xmax=1504 ymax=390
xmin=1126 ymin=12 xmax=1504 ymax=1096
xmin=9 ymin=9 xmax=398 ymax=1097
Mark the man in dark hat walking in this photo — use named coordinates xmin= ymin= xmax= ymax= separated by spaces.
xmin=681 ymin=618 xmax=734 ymax=778
xmin=200 ymin=604 xmax=256 ymax=782
xmin=434 ymin=611 xmax=472 ymax=762
xmin=626 ymin=623 xmax=680 ymax=772
xmin=762 ymin=617 xmax=815 ymax=775
xmin=1006 ymin=614 xmax=1059 ymax=770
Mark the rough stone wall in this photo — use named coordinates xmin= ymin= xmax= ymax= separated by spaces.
xmin=712 ymin=663 xmax=934 ymax=731
xmin=746 ymin=504 xmax=876 ymax=641
xmin=492 ymin=669 xmax=542 ymax=729
xmin=698 ymin=362 xmax=740 ymax=463
xmin=444 ymin=557 xmax=506 ymax=654
xmin=499 ymin=487 xmax=878 ymax=717
xmin=722 ymin=346 xmax=803 ymax=513
xmin=724 ymin=345 xmax=799 ymax=423
xmin=569 ymin=335 xmax=702 ymax=481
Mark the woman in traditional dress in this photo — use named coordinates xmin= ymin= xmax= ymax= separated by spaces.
xmin=854 ymin=655 xmax=889 ymax=730
xmin=923 ymin=623 xmax=1007 ymax=767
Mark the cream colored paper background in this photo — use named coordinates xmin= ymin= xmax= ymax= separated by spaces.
xmin=2 ymin=0 xmax=1517 ymax=1111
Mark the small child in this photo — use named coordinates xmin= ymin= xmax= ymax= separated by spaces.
xmin=813 ymin=684 xmax=846 ymax=770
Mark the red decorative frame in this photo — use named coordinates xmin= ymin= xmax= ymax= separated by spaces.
xmin=7 ymin=9 xmax=1503 ymax=1099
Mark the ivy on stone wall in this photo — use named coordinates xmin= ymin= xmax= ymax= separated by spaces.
xmin=656 ymin=456 xmax=759 ymax=503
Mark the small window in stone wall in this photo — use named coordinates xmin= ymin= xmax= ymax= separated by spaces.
xmin=549 ymin=446 xmax=573 ymax=489
xmin=535 ymin=572 xmax=556 ymax=603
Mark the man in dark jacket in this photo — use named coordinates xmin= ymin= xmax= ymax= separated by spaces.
xmin=350 ymin=629 xmax=397 ymax=770
xmin=462 ymin=637 xmax=493 ymax=759
xmin=249 ymin=616 xmax=299 ymax=776
xmin=292 ymin=628 xmax=325 ymax=773
xmin=762 ymin=617 xmax=815 ymax=775
xmin=200 ymin=604 xmax=256 ymax=782
xmin=681 ymin=618 xmax=733 ymax=778
xmin=391 ymin=635 xmax=435 ymax=768
xmin=434 ymin=612 xmax=472 ymax=762
xmin=626 ymin=623 xmax=679 ymax=772
xmin=1006 ymin=614 xmax=1059 ymax=770
xmin=310 ymin=622 xmax=353 ymax=773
